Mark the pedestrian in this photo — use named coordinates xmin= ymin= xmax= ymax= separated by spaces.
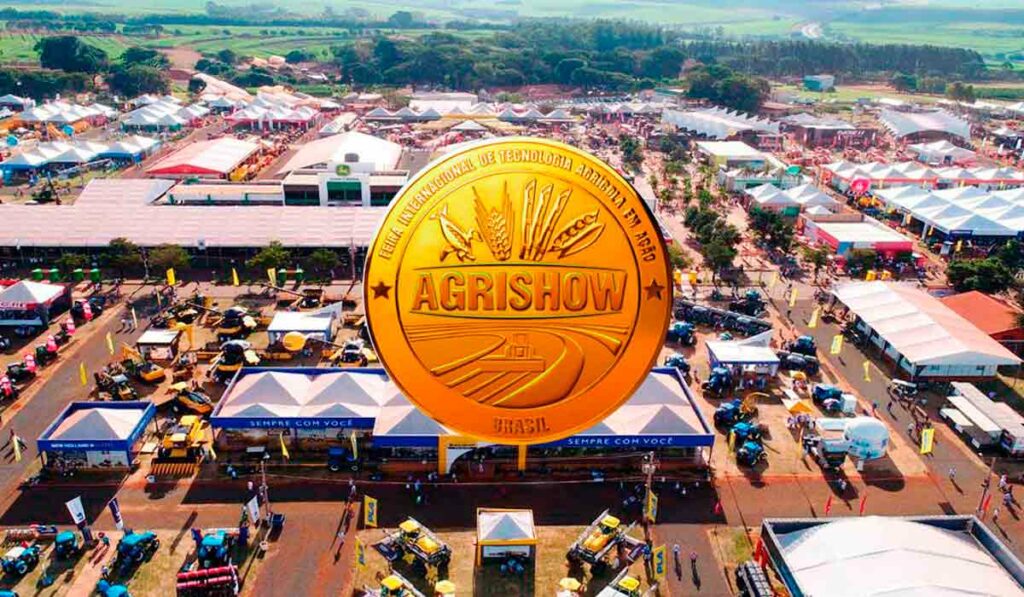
xmin=1003 ymin=491 xmax=1012 ymax=507
xmin=907 ymin=422 xmax=915 ymax=437
xmin=690 ymin=550 xmax=698 ymax=564
xmin=993 ymin=507 xmax=1000 ymax=522
xmin=247 ymin=480 xmax=254 ymax=494
xmin=948 ymin=467 xmax=956 ymax=482
xmin=999 ymin=474 xmax=1008 ymax=491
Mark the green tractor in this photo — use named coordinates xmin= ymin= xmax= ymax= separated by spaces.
xmin=1 ymin=545 xmax=40 ymax=577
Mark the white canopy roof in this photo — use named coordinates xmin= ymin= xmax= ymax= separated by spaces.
xmin=832 ymin=282 xmax=1021 ymax=367
xmin=478 ymin=509 xmax=536 ymax=543
xmin=880 ymin=109 xmax=970 ymax=140
xmin=0 ymin=280 xmax=64 ymax=306
xmin=909 ymin=139 xmax=976 ymax=162
xmin=267 ymin=311 xmax=335 ymax=334
xmin=778 ymin=516 xmax=1024 ymax=596
xmin=217 ymin=370 xmax=393 ymax=419
xmin=50 ymin=407 xmax=145 ymax=441
xmin=664 ymin=106 xmax=778 ymax=139
xmin=706 ymin=340 xmax=780 ymax=365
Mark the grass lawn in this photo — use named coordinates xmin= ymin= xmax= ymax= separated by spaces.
xmin=353 ymin=525 xmax=660 ymax=595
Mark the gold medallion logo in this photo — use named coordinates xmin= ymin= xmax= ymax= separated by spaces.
xmin=364 ymin=138 xmax=671 ymax=444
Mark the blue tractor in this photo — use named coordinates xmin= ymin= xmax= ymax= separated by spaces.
xmin=812 ymin=384 xmax=844 ymax=413
xmin=730 ymin=421 xmax=764 ymax=443
xmin=1 ymin=545 xmax=40 ymax=577
xmin=96 ymin=580 xmax=130 ymax=597
xmin=701 ymin=367 xmax=733 ymax=397
xmin=197 ymin=531 xmax=234 ymax=569
xmin=664 ymin=353 xmax=691 ymax=374
xmin=713 ymin=400 xmax=748 ymax=427
xmin=787 ymin=336 xmax=817 ymax=357
xmin=729 ymin=290 xmax=766 ymax=317
xmin=53 ymin=531 xmax=79 ymax=559
xmin=0 ymin=590 xmax=18 ymax=597
xmin=736 ymin=440 xmax=766 ymax=467
xmin=114 ymin=531 xmax=160 ymax=575
xmin=666 ymin=321 xmax=695 ymax=346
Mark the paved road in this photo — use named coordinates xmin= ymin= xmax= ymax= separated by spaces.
xmin=0 ymin=305 xmax=146 ymax=506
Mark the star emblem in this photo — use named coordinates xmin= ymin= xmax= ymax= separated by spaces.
xmin=644 ymin=279 xmax=665 ymax=300
xmin=370 ymin=280 xmax=392 ymax=299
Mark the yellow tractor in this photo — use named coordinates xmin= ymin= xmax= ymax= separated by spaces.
xmin=596 ymin=569 xmax=657 ymax=597
xmin=121 ymin=346 xmax=166 ymax=384
xmin=158 ymin=415 xmax=205 ymax=460
xmin=567 ymin=510 xmax=645 ymax=575
xmin=374 ymin=518 xmax=451 ymax=578
xmin=363 ymin=572 xmax=426 ymax=597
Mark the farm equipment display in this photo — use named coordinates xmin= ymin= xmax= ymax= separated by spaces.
xmin=96 ymin=580 xmax=131 ymax=597
xmin=173 ymin=386 xmax=214 ymax=416
xmin=701 ymin=367 xmax=734 ymax=397
xmin=158 ymin=416 xmax=205 ymax=460
xmin=211 ymin=341 xmax=260 ymax=382
xmin=713 ymin=394 xmax=759 ymax=427
xmin=888 ymin=379 xmax=918 ymax=399
xmin=196 ymin=531 xmax=235 ymax=570
xmin=0 ymin=545 xmax=40 ymax=576
xmin=70 ymin=298 xmax=104 ymax=321
xmin=362 ymin=572 xmax=427 ymax=597
xmin=113 ymin=531 xmax=160 ymax=575
xmin=373 ymin=518 xmax=451 ymax=576
xmin=176 ymin=565 xmax=239 ymax=596
xmin=595 ymin=568 xmax=657 ymax=597
xmin=663 ymin=353 xmax=690 ymax=374
xmin=0 ymin=375 xmax=17 ymax=401
xmin=53 ymin=530 xmax=80 ymax=559
xmin=566 ymin=510 xmax=645 ymax=575
xmin=776 ymin=351 xmax=820 ymax=376
xmin=95 ymin=369 xmax=139 ymax=401
xmin=787 ymin=336 xmax=817 ymax=357
xmin=121 ymin=346 xmax=167 ymax=383
xmin=736 ymin=440 xmax=766 ymax=467
xmin=730 ymin=421 xmax=765 ymax=443
xmin=729 ymin=290 xmax=766 ymax=317
xmin=665 ymin=321 xmax=695 ymax=345
xmin=812 ymin=384 xmax=846 ymax=413
xmin=674 ymin=299 xmax=772 ymax=337
xmin=5 ymin=362 xmax=34 ymax=384
xmin=215 ymin=307 xmax=258 ymax=342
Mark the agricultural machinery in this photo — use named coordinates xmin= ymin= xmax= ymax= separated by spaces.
xmin=196 ymin=531 xmax=235 ymax=570
xmin=373 ymin=518 xmax=451 ymax=577
xmin=786 ymin=336 xmax=817 ymax=357
xmin=665 ymin=321 xmax=695 ymax=345
xmin=736 ymin=440 xmax=766 ymax=467
xmin=663 ymin=353 xmax=690 ymax=374
xmin=776 ymin=351 xmax=820 ymax=376
xmin=566 ymin=510 xmax=645 ymax=575
xmin=113 ymin=531 xmax=160 ymax=575
xmin=701 ymin=367 xmax=734 ymax=397
xmin=0 ymin=545 xmax=40 ymax=577
xmin=729 ymin=290 xmax=766 ymax=317
xmin=53 ymin=530 xmax=80 ymax=559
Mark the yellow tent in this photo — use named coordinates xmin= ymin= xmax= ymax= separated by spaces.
xmin=782 ymin=397 xmax=814 ymax=415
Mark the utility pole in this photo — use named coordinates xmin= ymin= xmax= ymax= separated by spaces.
xmin=641 ymin=451 xmax=659 ymax=543
xmin=976 ymin=456 xmax=997 ymax=514
xmin=260 ymin=454 xmax=272 ymax=524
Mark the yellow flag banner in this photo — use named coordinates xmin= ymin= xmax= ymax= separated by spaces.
xmin=363 ymin=495 xmax=378 ymax=528
xmin=808 ymin=306 xmax=820 ymax=329
xmin=788 ymin=288 xmax=798 ymax=307
xmin=12 ymin=434 xmax=21 ymax=463
xmin=830 ymin=334 xmax=843 ymax=355
xmin=279 ymin=432 xmax=290 ymax=460
xmin=955 ymin=239 xmax=963 ymax=253
xmin=863 ymin=361 xmax=871 ymax=382
xmin=267 ymin=268 xmax=277 ymax=287
xmin=79 ymin=362 xmax=88 ymax=386
xmin=768 ymin=271 xmax=778 ymax=289
xmin=166 ymin=268 xmax=176 ymax=286
xmin=231 ymin=268 xmax=240 ymax=287
xmin=106 ymin=331 xmax=115 ymax=356
xmin=652 ymin=545 xmax=667 ymax=581
xmin=920 ymin=428 xmax=935 ymax=455
xmin=728 ymin=430 xmax=736 ymax=451
xmin=208 ymin=442 xmax=217 ymax=461
xmin=355 ymin=537 xmax=367 ymax=569
xmin=350 ymin=431 xmax=359 ymax=460
xmin=131 ymin=307 xmax=138 ymax=330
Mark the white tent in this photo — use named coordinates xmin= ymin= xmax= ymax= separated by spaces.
xmin=451 ymin=120 xmax=487 ymax=132
xmin=50 ymin=407 xmax=144 ymax=441
xmin=0 ymin=280 xmax=64 ymax=307
xmin=832 ymin=282 xmax=1020 ymax=376
xmin=776 ymin=517 xmax=1024 ymax=597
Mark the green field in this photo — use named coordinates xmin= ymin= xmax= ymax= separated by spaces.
xmin=0 ymin=0 xmax=1022 ymax=62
